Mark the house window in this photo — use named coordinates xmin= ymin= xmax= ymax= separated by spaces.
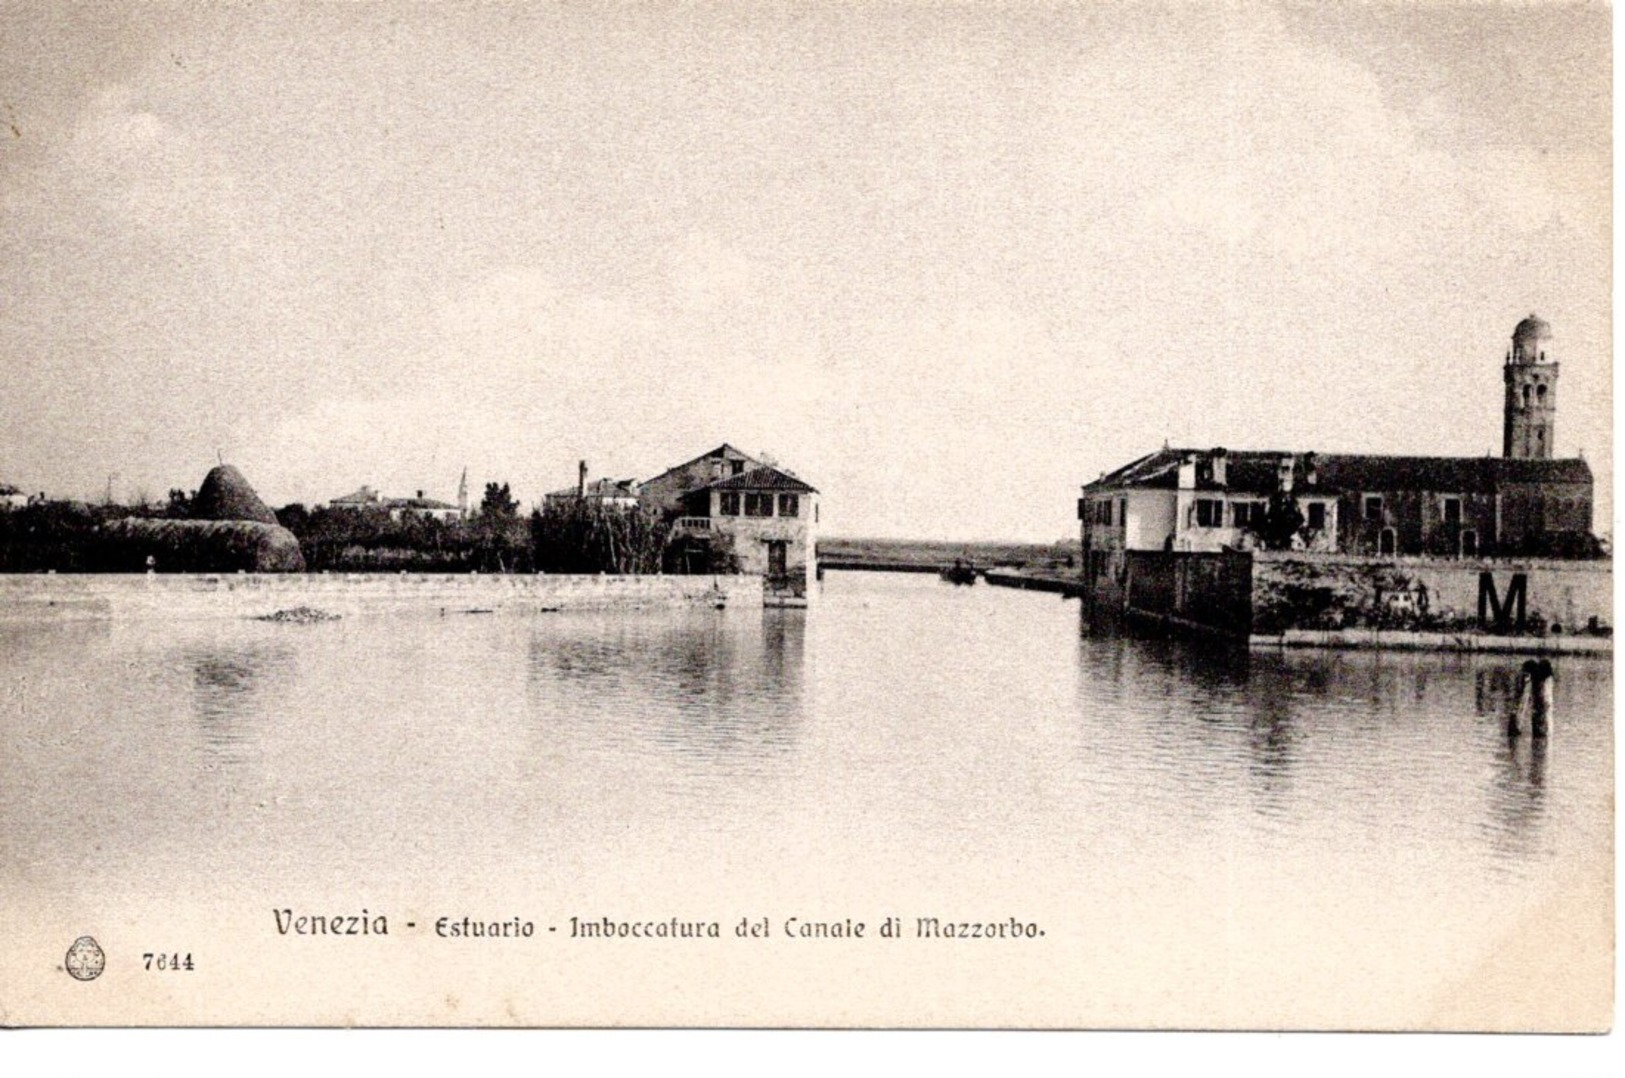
xmin=1461 ymin=529 xmax=1478 ymax=557
xmin=1364 ymin=495 xmax=1383 ymax=522
xmin=778 ymin=493 xmax=800 ymax=518
xmin=1195 ymin=499 xmax=1224 ymax=527
xmin=719 ymin=492 xmax=741 ymax=516
xmin=1442 ymin=497 xmax=1461 ymax=526
xmin=1379 ymin=527 xmax=1396 ymax=555
xmin=744 ymin=492 xmax=774 ymax=517
xmin=1233 ymin=501 xmax=1266 ymax=527
xmin=1307 ymin=503 xmax=1326 ymax=531
xmin=731 ymin=461 xmax=746 ymax=475
xmin=1117 ymin=498 xmax=1126 ymax=526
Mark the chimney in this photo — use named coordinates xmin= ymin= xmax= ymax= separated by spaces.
xmin=416 ymin=490 xmax=424 ymax=499
xmin=1177 ymin=453 xmax=1198 ymax=490
xmin=578 ymin=460 xmax=588 ymax=498
xmin=1277 ymin=454 xmax=1295 ymax=494
xmin=1210 ymin=448 xmax=1228 ymax=487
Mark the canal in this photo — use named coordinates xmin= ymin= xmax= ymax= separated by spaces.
xmin=0 ymin=570 xmax=1610 ymax=1027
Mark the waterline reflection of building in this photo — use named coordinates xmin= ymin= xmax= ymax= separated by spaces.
xmin=181 ymin=639 xmax=296 ymax=769
xmin=1486 ymin=736 xmax=1549 ymax=867
xmin=1072 ymin=631 xmax=1607 ymax=874
xmin=525 ymin=611 xmax=804 ymax=773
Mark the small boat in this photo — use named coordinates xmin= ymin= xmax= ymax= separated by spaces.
xmin=940 ymin=560 xmax=978 ymax=586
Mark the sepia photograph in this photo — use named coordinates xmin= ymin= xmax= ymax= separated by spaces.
xmin=0 ymin=0 xmax=1613 ymax=1036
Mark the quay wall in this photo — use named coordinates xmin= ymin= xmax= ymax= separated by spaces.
xmin=1121 ymin=551 xmax=1252 ymax=634
xmin=1249 ymin=553 xmax=1612 ymax=636
xmin=1250 ymin=628 xmax=1611 ymax=654
xmin=1097 ymin=551 xmax=1612 ymax=652
xmin=982 ymin=568 xmax=1084 ymax=596
xmin=819 ymin=560 xmax=942 ymax=574
xmin=0 ymin=573 xmax=760 ymax=623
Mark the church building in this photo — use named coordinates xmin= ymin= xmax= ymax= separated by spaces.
xmin=1079 ymin=315 xmax=1599 ymax=591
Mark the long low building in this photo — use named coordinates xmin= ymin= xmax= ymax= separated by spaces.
xmin=1080 ymin=446 xmax=1593 ymax=565
xmin=1078 ymin=314 xmax=1605 ymax=643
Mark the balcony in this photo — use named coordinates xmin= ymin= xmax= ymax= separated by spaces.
xmin=673 ymin=516 xmax=712 ymax=533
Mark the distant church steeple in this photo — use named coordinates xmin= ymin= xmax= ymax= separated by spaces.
xmin=1503 ymin=313 xmax=1559 ymax=460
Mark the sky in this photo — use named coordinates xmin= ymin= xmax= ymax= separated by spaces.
xmin=0 ymin=2 xmax=1611 ymax=541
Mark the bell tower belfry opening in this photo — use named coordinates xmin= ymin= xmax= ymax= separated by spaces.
xmin=1503 ymin=313 xmax=1559 ymax=460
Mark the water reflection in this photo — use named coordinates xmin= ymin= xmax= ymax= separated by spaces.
xmin=1244 ymin=687 xmax=1300 ymax=817
xmin=0 ymin=572 xmax=1610 ymax=927
xmin=178 ymin=641 xmax=294 ymax=764
xmin=0 ymin=619 xmax=112 ymax=656
xmin=526 ymin=611 xmax=805 ymax=770
xmin=1477 ymin=662 xmax=1564 ymax=863
xmin=1485 ymin=734 xmax=1549 ymax=863
xmin=1474 ymin=666 xmax=1518 ymax=722
xmin=1070 ymin=628 xmax=1608 ymax=870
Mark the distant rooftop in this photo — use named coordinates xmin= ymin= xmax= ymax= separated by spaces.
xmin=386 ymin=495 xmax=457 ymax=510
xmin=1084 ymin=448 xmax=1591 ymax=496
xmin=545 ymin=478 xmax=640 ymax=499
xmin=706 ymin=465 xmax=818 ymax=494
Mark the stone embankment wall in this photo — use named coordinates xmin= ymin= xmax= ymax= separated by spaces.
xmin=0 ymin=573 xmax=760 ymax=623
xmin=1250 ymin=553 xmax=1612 ymax=637
xmin=1098 ymin=551 xmax=1612 ymax=652
xmin=1120 ymin=551 xmax=1253 ymax=635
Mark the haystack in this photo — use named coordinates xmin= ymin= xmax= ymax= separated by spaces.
xmin=104 ymin=518 xmax=306 ymax=572
xmin=192 ymin=464 xmax=278 ymax=525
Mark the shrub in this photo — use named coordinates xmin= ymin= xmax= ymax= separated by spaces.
xmin=532 ymin=501 xmax=672 ymax=574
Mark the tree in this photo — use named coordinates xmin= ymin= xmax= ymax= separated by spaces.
xmin=532 ymin=500 xmax=672 ymax=574
xmin=1250 ymin=493 xmax=1307 ymax=551
xmin=468 ymin=481 xmax=525 ymax=572
xmin=166 ymin=489 xmax=195 ymax=519
xmin=480 ymin=481 xmax=518 ymax=520
xmin=275 ymin=503 xmax=310 ymax=533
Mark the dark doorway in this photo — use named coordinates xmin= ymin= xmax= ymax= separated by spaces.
xmin=766 ymin=540 xmax=789 ymax=588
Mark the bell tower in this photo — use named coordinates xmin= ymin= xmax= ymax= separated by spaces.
xmin=1503 ymin=313 xmax=1558 ymax=459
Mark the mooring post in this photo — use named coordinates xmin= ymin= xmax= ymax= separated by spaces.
xmin=1511 ymin=658 xmax=1555 ymax=739
xmin=1530 ymin=658 xmax=1554 ymax=738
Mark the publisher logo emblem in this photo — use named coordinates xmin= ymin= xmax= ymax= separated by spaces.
xmin=64 ymin=936 xmax=105 ymax=982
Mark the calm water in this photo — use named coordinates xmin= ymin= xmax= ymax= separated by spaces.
xmin=0 ymin=571 xmax=1611 ymax=1026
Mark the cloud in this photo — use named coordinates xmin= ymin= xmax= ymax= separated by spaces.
xmin=1 ymin=5 xmax=1608 ymax=537
xmin=238 ymin=238 xmax=832 ymax=507
xmin=61 ymin=85 xmax=247 ymax=242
